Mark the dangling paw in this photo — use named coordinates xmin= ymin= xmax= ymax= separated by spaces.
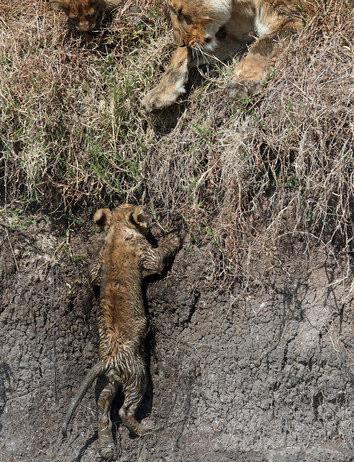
xmin=142 ymin=83 xmax=185 ymax=112
xmin=142 ymin=47 xmax=190 ymax=112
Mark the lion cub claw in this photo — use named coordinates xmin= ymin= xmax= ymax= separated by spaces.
xmin=164 ymin=233 xmax=182 ymax=250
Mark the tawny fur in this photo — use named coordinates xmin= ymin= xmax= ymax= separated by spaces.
xmin=62 ymin=204 xmax=181 ymax=460
xmin=49 ymin=0 xmax=109 ymax=31
xmin=143 ymin=0 xmax=316 ymax=111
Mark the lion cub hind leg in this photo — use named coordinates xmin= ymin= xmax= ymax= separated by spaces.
xmin=142 ymin=47 xmax=191 ymax=112
xmin=118 ymin=372 xmax=154 ymax=437
xmin=97 ymin=380 xmax=118 ymax=460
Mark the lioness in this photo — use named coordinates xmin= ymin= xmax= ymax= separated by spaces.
xmin=62 ymin=204 xmax=181 ymax=460
xmin=142 ymin=0 xmax=315 ymax=110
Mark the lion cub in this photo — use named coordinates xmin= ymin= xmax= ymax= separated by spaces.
xmin=143 ymin=0 xmax=315 ymax=111
xmin=50 ymin=0 xmax=107 ymax=32
xmin=62 ymin=204 xmax=181 ymax=460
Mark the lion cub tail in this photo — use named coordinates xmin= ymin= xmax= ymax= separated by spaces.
xmin=62 ymin=361 xmax=106 ymax=437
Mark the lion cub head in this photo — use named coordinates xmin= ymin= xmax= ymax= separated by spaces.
xmin=50 ymin=0 xmax=105 ymax=32
xmin=93 ymin=204 xmax=151 ymax=235
xmin=167 ymin=0 xmax=231 ymax=50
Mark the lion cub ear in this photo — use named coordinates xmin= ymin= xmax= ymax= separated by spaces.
xmin=93 ymin=208 xmax=112 ymax=228
xmin=130 ymin=207 xmax=150 ymax=230
xmin=49 ymin=0 xmax=68 ymax=12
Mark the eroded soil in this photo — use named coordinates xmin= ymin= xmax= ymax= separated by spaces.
xmin=0 ymin=216 xmax=353 ymax=462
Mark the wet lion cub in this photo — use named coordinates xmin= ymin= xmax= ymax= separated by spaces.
xmin=143 ymin=0 xmax=315 ymax=110
xmin=62 ymin=204 xmax=181 ymax=460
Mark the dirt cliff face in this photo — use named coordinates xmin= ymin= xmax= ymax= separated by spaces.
xmin=0 ymin=218 xmax=353 ymax=462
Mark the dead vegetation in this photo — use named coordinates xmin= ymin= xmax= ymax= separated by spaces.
xmin=0 ymin=0 xmax=353 ymax=282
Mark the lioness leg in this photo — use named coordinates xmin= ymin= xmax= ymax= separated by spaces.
xmin=229 ymin=19 xmax=304 ymax=98
xmin=142 ymin=47 xmax=191 ymax=112
xmin=97 ymin=381 xmax=118 ymax=460
xmin=142 ymin=36 xmax=243 ymax=111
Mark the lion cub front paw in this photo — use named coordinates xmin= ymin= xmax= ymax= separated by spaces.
xmin=167 ymin=233 xmax=183 ymax=251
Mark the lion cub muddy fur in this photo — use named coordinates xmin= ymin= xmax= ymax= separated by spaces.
xmin=62 ymin=204 xmax=181 ymax=460
xmin=143 ymin=0 xmax=316 ymax=111
xmin=50 ymin=0 xmax=108 ymax=32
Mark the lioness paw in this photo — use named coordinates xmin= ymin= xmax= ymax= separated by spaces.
xmin=142 ymin=85 xmax=185 ymax=112
xmin=226 ymin=79 xmax=261 ymax=101
xmin=141 ymin=89 xmax=167 ymax=112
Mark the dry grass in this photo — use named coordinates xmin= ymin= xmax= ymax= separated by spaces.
xmin=0 ymin=0 xmax=353 ymax=281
